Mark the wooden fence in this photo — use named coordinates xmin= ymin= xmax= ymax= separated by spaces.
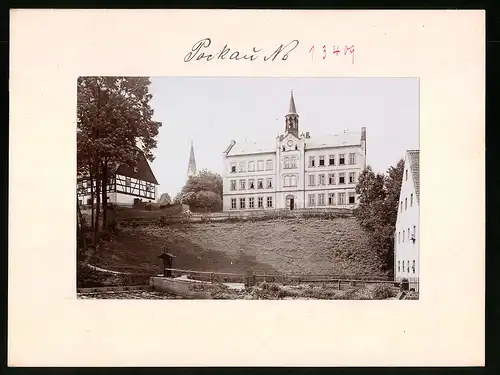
xmin=164 ymin=267 xmax=411 ymax=290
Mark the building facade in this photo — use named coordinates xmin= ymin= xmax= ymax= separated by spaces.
xmin=394 ymin=149 xmax=420 ymax=291
xmin=77 ymin=147 xmax=159 ymax=207
xmin=222 ymin=91 xmax=367 ymax=212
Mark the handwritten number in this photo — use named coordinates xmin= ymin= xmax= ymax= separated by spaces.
xmin=322 ymin=45 xmax=326 ymax=60
xmin=309 ymin=45 xmax=314 ymax=60
xmin=333 ymin=45 xmax=340 ymax=56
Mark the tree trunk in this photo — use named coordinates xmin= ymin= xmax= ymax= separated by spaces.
xmin=89 ymin=168 xmax=95 ymax=242
xmin=94 ymin=163 xmax=101 ymax=246
xmin=101 ymin=161 xmax=108 ymax=231
xmin=77 ymin=195 xmax=87 ymax=261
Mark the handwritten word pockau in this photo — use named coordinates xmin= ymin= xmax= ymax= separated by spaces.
xmin=184 ymin=38 xmax=300 ymax=63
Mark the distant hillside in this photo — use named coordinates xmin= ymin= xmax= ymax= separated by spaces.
xmin=91 ymin=217 xmax=385 ymax=277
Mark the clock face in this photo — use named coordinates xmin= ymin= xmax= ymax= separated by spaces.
xmin=287 ymin=140 xmax=293 ymax=147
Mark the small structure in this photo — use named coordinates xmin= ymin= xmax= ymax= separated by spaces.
xmin=158 ymin=248 xmax=176 ymax=277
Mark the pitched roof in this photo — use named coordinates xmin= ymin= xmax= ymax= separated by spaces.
xmin=305 ymin=131 xmax=362 ymax=150
xmin=407 ymin=149 xmax=420 ymax=203
xmin=115 ymin=150 xmax=159 ymax=185
xmin=225 ymin=139 xmax=276 ymax=156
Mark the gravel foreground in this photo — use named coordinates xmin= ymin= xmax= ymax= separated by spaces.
xmin=78 ymin=291 xmax=180 ymax=299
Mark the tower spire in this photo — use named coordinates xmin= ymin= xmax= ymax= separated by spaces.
xmin=187 ymin=141 xmax=197 ymax=179
xmin=285 ymin=90 xmax=299 ymax=137
xmin=288 ymin=90 xmax=297 ymax=114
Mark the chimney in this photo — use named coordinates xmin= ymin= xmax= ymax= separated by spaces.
xmin=361 ymin=127 xmax=366 ymax=141
xmin=305 ymin=132 xmax=310 ymax=139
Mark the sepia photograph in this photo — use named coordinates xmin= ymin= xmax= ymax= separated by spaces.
xmin=77 ymin=76 xmax=420 ymax=300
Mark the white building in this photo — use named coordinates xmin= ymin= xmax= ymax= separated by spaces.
xmin=77 ymin=147 xmax=159 ymax=207
xmin=394 ymin=149 xmax=420 ymax=291
xmin=222 ymin=91 xmax=367 ymax=212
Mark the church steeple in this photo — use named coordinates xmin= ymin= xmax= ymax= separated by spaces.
xmin=187 ymin=141 xmax=197 ymax=179
xmin=285 ymin=90 xmax=299 ymax=137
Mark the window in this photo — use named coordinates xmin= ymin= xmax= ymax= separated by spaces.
xmin=240 ymin=180 xmax=246 ymax=190
xmin=407 ymin=262 xmax=410 ymax=273
xmin=405 ymin=198 xmax=407 ymax=210
xmin=230 ymin=180 xmax=237 ymax=191
xmin=412 ymin=260 xmax=416 ymax=274
xmin=318 ymin=193 xmax=325 ymax=206
xmin=266 ymin=196 xmax=273 ymax=208
xmin=339 ymin=173 xmax=345 ymax=184
xmin=284 ymin=157 xmax=290 ymax=169
xmin=125 ymin=177 xmax=131 ymax=187
xmin=239 ymin=162 xmax=246 ymax=172
xmin=319 ymin=156 xmax=325 ymax=166
xmin=410 ymin=193 xmax=413 ymax=207
xmin=257 ymin=179 xmax=264 ymax=189
xmin=257 ymin=160 xmax=264 ymax=171
xmin=338 ymin=192 xmax=346 ymax=205
xmin=408 ymin=228 xmax=410 ymax=238
xmin=145 ymin=183 xmax=151 ymax=192
xmin=295 ymin=145 xmax=298 ymax=151
xmin=348 ymin=192 xmax=355 ymax=204
xmin=339 ymin=154 xmax=345 ymax=165
xmin=413 ymin=225 xmax=416 ymax=238
xmin=328 ymin=173 xmax=335 ymax=185
xmin=266 ymin=160 xmax=273 ymax=171
xmin=239 ymin=198 xmax=246 ymax=209
xmin=328 ymin=193 xmax=335 ymax=205
xmin=282 ymin=146 xmax=285 ymax=152
xmin=249 ymin=179 xmax=255 ymax=189
xmin=349 ymin=172 xmax=356 ymax=184
xmin=348 ymin=153 xmax=356 ymax=165
xmin=248 ymin=161 xmax=255 ymax=172
xmin=401 ymin=202 xmax=403 ymax=213
xmin=308 ymin=194 xmax=316 ymax=207
xmin=405 ymin=169 xmax=408 ymax=181
xmin=398 ymin=261 xmax=401 ymax=273
xmin=291 ymin=156 xmax=297 ymax=168
xmin=403 ymin=231 xmax=405 ymax=242
xmin=309 ymin=156 xmax=315 ymax=167
xmin=230 ymin=163 xmax=236 ymax=173
xmin=258 ymin=197 xmax=264 ymax=208
xmin=398 ymin=232 xmax=400 ymax=244
xmin=266 ymin=178 xmax=273 ymax=189
xmin=308 ymin=174 xmax=315 ymax=186
xmin=290 ymin=175 xmax=297 ymax=187
xmin=231 ymin=198 xmax=237 ymax=209
xmin=402 ymin=261 xmax=405 ymax=273
xmin=284 ymin=176 xmax=290 ymax=187
xmin=249 ymin=197 xmax=255 ymax=209
xmin=329 ymin=155 xmax=335 ymax=165
xmin=319 ymin=174 xmax=325 ymax=185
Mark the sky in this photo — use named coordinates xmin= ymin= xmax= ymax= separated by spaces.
xmin=149 ymin=77 xmax=419 ymax=198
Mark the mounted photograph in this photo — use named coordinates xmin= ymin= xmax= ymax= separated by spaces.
xmin=76 ymin=76 xmax=420 ymax=300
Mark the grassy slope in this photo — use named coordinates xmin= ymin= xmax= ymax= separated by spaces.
xmin=92 ymin=217 xmax=384 ymax=276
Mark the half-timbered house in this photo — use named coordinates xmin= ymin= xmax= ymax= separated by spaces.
xmin=77 ymin=148 xmax=159 ymax=207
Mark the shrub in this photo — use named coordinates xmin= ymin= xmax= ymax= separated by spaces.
xmin=371 ymin=284 xmax=395 ymax=299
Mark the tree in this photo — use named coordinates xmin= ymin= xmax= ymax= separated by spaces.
xmin=158 ymin=192 xmax=172 ymax=206
xmin=355 ymin=159 xmax=404 ymax=274
xmin=77 ymin=76 xmax=162 ymax=245
xmin=178 ymin=169 xmax=223 ymax=212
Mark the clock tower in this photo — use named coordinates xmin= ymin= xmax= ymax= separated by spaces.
xmin=285 ymin=90 xmax=299 ymax=138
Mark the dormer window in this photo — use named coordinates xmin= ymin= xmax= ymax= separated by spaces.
xmin=133 ymin=166 xmax=138 ymax=172
xmin=295 ymin=145 xmax=298 ymax=150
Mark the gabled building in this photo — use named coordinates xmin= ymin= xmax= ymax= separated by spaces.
xmin=77 ymin=147 xmax=159 ymax=207
xmin=394 ymin=149 xmax=420 ymax=291
xmin=221 ymin=91 xmax=367 ymax=211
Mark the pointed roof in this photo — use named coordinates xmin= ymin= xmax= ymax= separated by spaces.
xmin=187 ymin=141 xmax=197 ymax=177
xmin=407 ymin=149 xmax=420 ymax=204
xmin=288 ymin=90 xmax=297 ymax=115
